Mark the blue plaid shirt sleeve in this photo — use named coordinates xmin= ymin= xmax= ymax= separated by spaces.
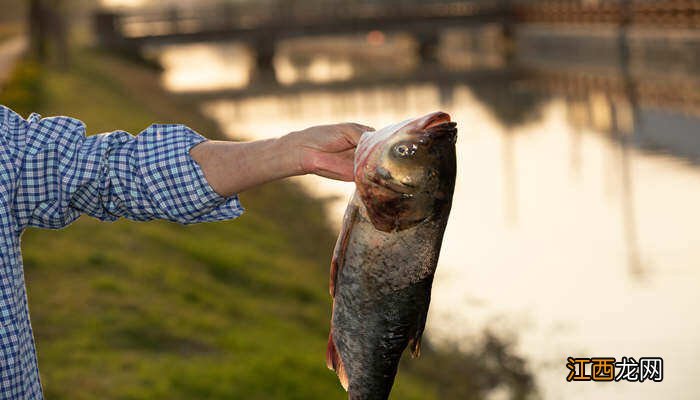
xmin=11 ymin=109 xmax=243 ymax=229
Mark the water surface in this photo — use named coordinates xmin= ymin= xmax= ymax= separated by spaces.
xmin=152 ymin=30 xmax=700 ymax=399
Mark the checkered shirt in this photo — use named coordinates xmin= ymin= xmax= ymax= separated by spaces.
xmin=0 ymin=105 xmax=244 ymax=399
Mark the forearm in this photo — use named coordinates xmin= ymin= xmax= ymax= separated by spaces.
xmin=189 ymin=122 xmax=371 ymax=197
xmin=190 ymin=136 xmax=302 ymax=197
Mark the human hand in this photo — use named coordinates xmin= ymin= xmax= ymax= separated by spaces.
xmin=190 ymin=123 xmax=374 ymax=197
xmin=286 ymin=123 xmax=375 ymax=181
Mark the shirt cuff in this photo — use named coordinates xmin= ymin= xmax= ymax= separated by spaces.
xmin=186 ymin=137 xmax=246 ymax=224
xmin=139 ymin=124 xmax=244 ymax=224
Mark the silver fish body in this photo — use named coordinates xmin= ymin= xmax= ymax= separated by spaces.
xmin=327 ymin=112 xmax=457 ymax=399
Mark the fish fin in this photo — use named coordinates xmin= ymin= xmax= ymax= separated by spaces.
xmin=409 ymin=276 xmax=434 ymax=358
xmin=330 ymin=202 xmax=358 ymax=297
xmin=409 ymin=336 xmax=422 ymax=358
xmin=326 ymin=330 xmax=349 ymax=390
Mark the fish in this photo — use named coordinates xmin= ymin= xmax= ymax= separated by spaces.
xmin=326 ymin=111 xmax=457 ymax=399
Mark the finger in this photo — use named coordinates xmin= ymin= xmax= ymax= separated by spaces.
xmin=341 ymin=123 xmax=375 ymax=146
xmin=349 ymin=123 xmax=375 ymax=132
xmin=339 ymin=148 xmax=355 ymax=161
xmin=318 ymin=169 xmax=354 ymax=182
xmin=310 ymin=151 xmax=355 ymax=181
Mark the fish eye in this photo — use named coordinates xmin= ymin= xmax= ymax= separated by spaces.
xmin=393 ymin=142 xmax=418 ymax=158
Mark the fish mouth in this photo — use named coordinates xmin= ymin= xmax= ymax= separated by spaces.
xmin=424 ymin=121 xmax=458 ymax=142
xmin=421 ymin=111 xmax=452 ymax=130
xmin=413 ymin=112 xmax=457 ymax=142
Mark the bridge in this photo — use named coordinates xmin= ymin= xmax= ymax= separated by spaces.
xmin=94 ymin=1 xmax=511 ymax=73
xmin=94 ymin=0 xmax=699 ymax=78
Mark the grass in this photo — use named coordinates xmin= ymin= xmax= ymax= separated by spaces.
xmin=0 ymin=59 xmax=41 ymax=116
xmin=2 ymin=49 xmax=536 ymax=399
xmin=2 ymin=50 xmax=440 ymax=400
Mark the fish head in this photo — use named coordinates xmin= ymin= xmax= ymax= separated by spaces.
xmin=354 ymin=111 xmax=457 ymax=232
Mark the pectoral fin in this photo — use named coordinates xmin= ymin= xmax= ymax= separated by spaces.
xmin=408 ymin=335 xmax=423 ymax=358
xmin=409 ymin=278 xmax=434 ymax=358
xmin=327 ymin=201 xmax=358 ymax=390
xmin=329 ymin=202 xmax=358 ymax=297
xmin=326 ymin=331 xmax=349 ymax=390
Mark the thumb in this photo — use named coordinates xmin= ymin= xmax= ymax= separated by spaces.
xmin=342 ymin=123 xmax=376 ymax=146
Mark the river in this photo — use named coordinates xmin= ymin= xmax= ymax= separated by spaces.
xmin=145 ymin=27 xmax=700 ymax=399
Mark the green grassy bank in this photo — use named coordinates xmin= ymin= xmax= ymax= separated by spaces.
xmin=0 ymin=50 xmax=535 ymax=400
xmin=1 ymin=51 xmax=437 ymax=400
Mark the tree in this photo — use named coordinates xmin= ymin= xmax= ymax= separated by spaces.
xmin=27 ymin=0 xmax=69 ymax=67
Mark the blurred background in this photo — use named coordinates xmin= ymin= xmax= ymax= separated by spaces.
xmin=1 ymin=0 xmax=699 ymax=399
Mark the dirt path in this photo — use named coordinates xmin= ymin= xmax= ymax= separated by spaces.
xmin=0 ymin=36 xmax=28 ymax=87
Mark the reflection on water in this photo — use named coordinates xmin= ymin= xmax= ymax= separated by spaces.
xmin=152 ymin=28 xmax=700 ymax=399
xmin=277 ymin=33 xmax=417 ymax=85
xmin=146 ymin=42 xmax=253 ymax=91
xmin=146 ymin=31 xmax=419 ymax=91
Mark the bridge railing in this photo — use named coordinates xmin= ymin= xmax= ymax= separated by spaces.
xmin=515 ymin=0 xmax=699 ymax=27
xmin=94 ymin=0 xmax=699 ymax=49
xmin=96 ymin=0 xmax=508 ymax=44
